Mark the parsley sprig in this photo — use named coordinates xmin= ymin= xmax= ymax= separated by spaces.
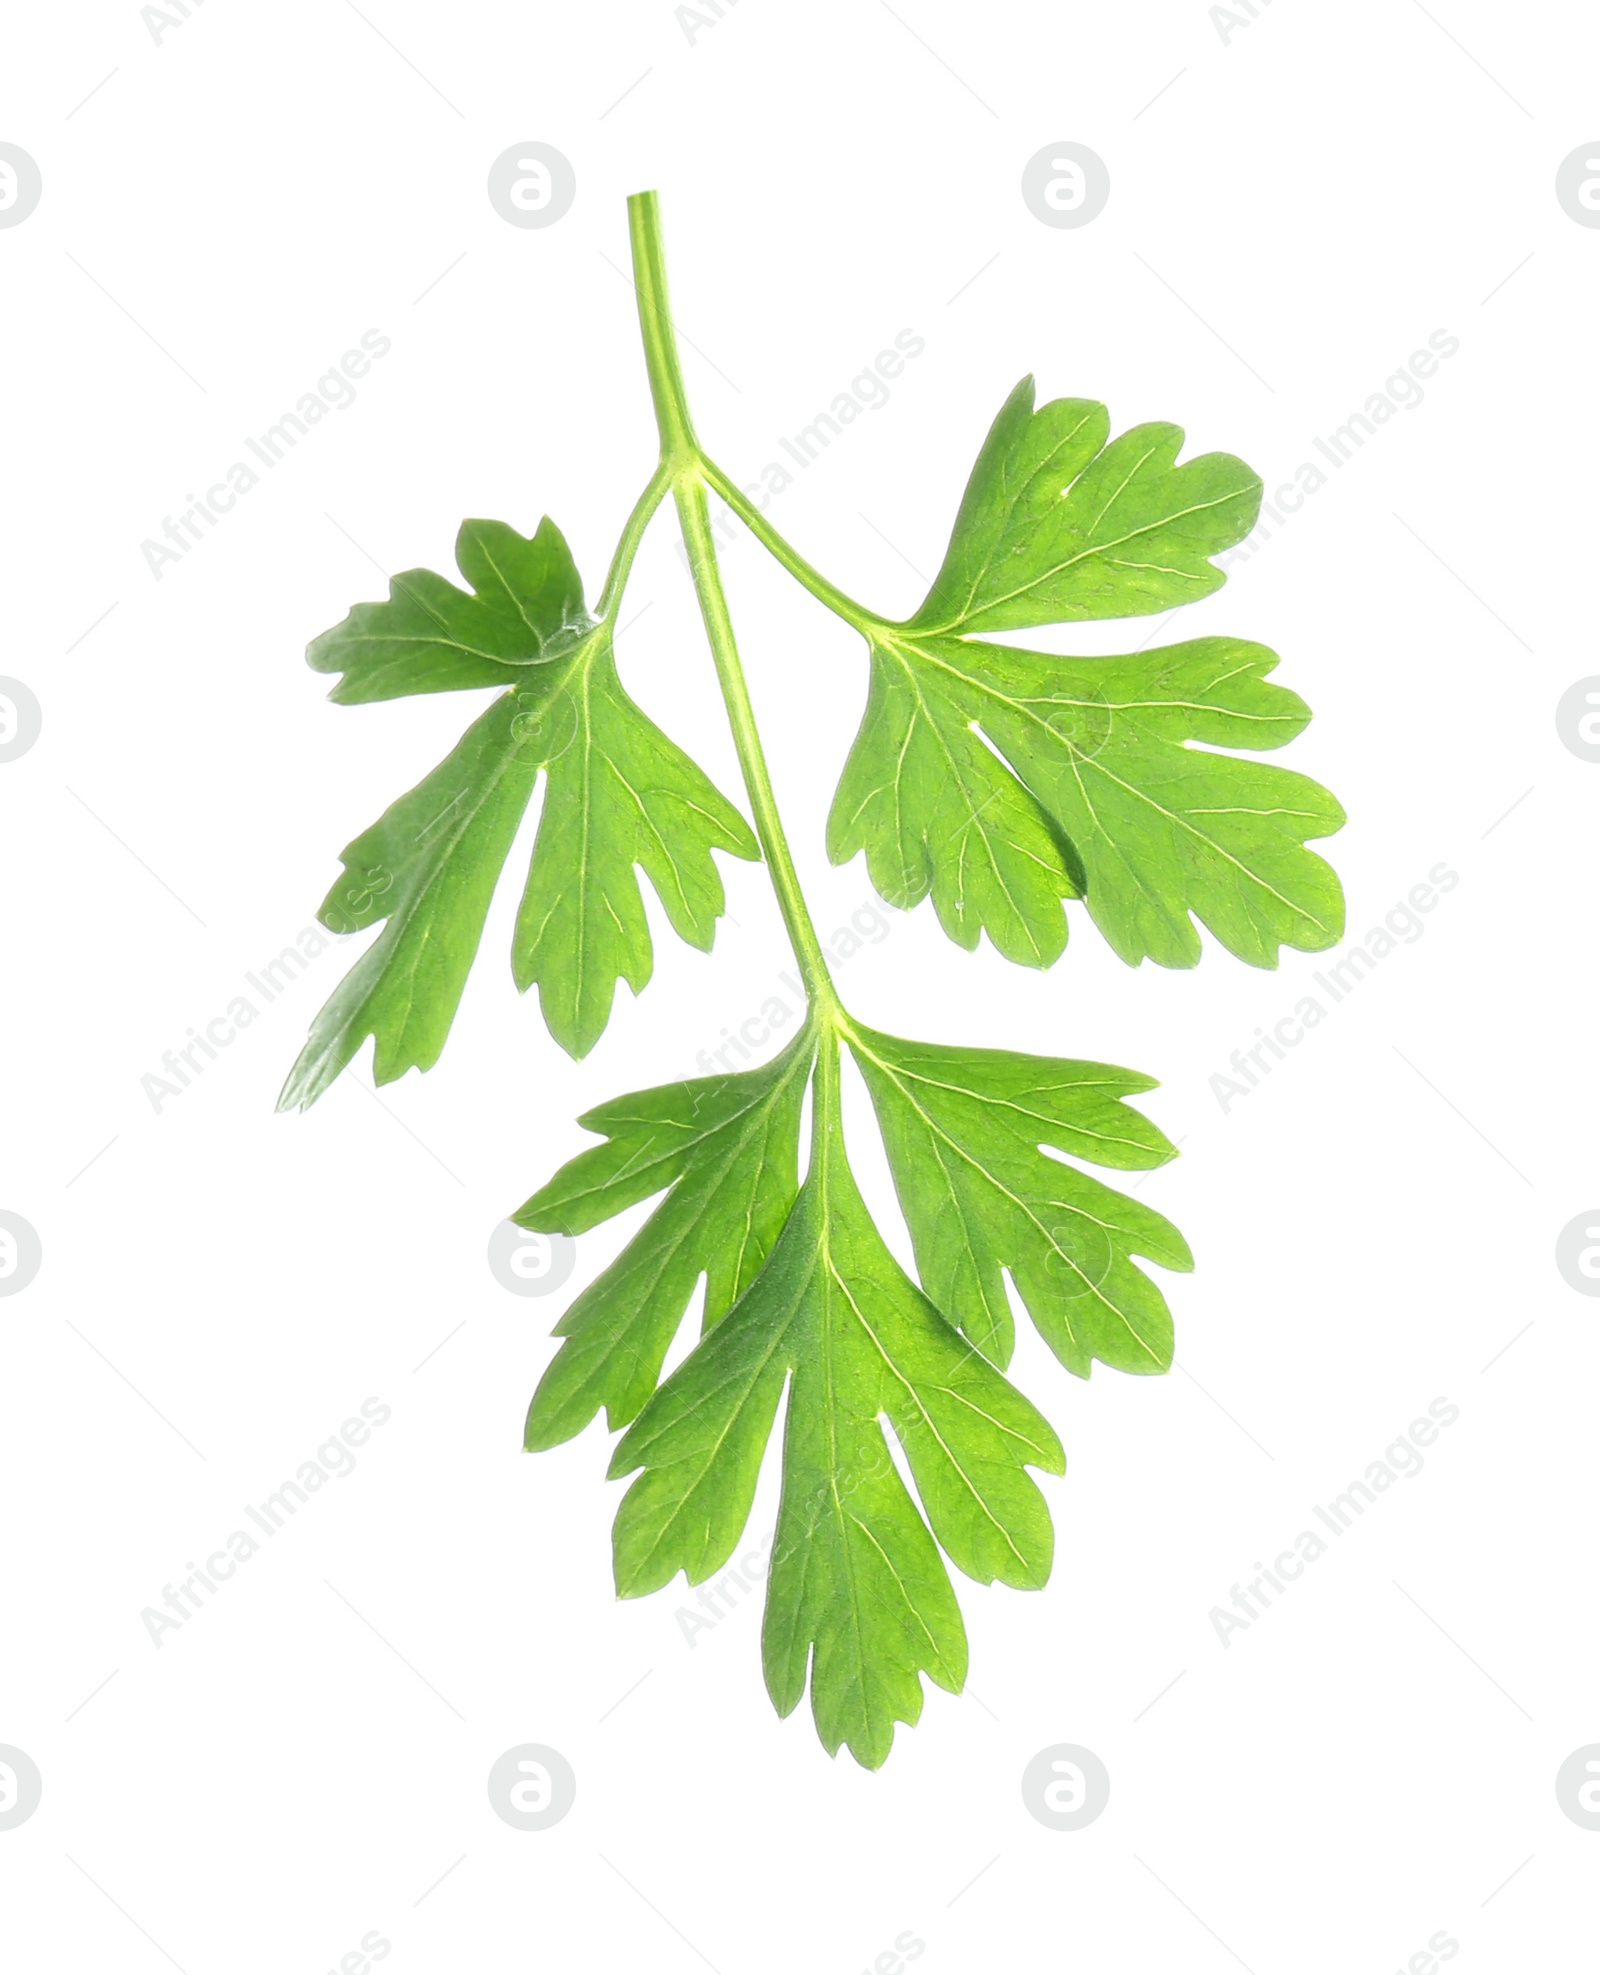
xmin=284 ymin=191 xmax=1343 ymax=1766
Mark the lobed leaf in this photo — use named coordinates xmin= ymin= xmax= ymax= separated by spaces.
xmin=278 ymin=690 xmax=540 ymax=1109
xmin=832 ymin=379 xmax=1345 ymax=973
xmin=310 ymin=516 xmax=589 ymax=703
xmin=595 ymin=1044 xmax=1066 ymax=1768
xmin=831 ymin=633 xmax=1344 ymax=969
xmin=826 ymin=646 xmax=1081 ymax=968
xmin=519 ymin=1037 xmax=812 ymax=1447
xmin=512 ymin=634 xmax=760 ymax=1058
xmin=846 ymin=1024 xmax=1192 ymax=1375
xmin=282 ymin=525 xmax=758 ymax=1106
xmin=909 ymin=377 xmax=1262 ymax=636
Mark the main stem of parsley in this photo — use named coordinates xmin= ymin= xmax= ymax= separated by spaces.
xmin=628 ymin=190 xmax=844 ymax=1045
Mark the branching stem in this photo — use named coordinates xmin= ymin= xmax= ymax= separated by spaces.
xmin=693 ymin=455 xmax=885 ymax=634
xmin=626 ymin=189 xmax=843 ymax=1020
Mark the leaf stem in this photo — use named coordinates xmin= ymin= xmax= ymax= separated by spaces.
xmin=629 ymin=192 xmax=699 ymax=464
xmin=694 ymin=456 xmax=885 ymax=633
xmin=596 ymin=462 xmax=673 ymax=621
xmin=675 ymin=476 xmax=840 ymax=1006
xmin=627 ymin=189 xmax=841 ymax=1013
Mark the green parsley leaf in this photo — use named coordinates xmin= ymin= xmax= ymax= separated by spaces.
xmin=519 ymin=1037 xmax=812 ymax=1447
xmin=509 ymin=633 xmax=760 ymax=1057
xmin=278 ymin=689 xmax=539 ymax=1110
xmin=846 ymin=1025 xmax=1191 ymax=1375
xmin=530 ymin=1025 xmax=1081 ymax=1766
xmin=309 ymin=516 xmax=589 ymax=703
xmin=280 ymin=530 xmax=758 ymax=1108
xmin=825 ymin=644 xmax=1082 ymax=968
xmin=830 ymin=379 xmax=1344 ymax=971
xmin=831 ymin=632 xmax=1344 ymax=968
xmin=604 ymin=1066 xmax=1064 ymax=1767
xmin=909 ymin=376 xmax=1261 ymax=635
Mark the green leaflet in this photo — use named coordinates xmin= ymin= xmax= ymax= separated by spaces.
xmin=524 ymin=1015 xmax=1175 ymax=1762
xmin=278 ymin=689 xmax=540 ymax=1109
xmin=830 ymin=378 xmax=1345 ymax=971
xmin=604 ymin=1052 xmax=1064 ymax=1768
xmin=831 ymin=632 xmax=1344 ymax=968
xmin=846 ymin=1024 xmax=1192 ymax=1375
xmin=518 ymin=1036 xmax=812 ymax=1447
xmin=310 ymin=516 xmax=589 ymax=703
xmin=280 ymin=525 xmax=758 ymax=1107
xmin=909 ymin=377 xmax=1262 ymax=635
xmin=510 ymin=637 xmax=760 ymax=1057
xmin=824 ymin=642 xmax=1082 ymax=968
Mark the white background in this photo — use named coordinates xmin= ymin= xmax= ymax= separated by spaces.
xmin=2 ymin=2 xmax=1596 ymax=1969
